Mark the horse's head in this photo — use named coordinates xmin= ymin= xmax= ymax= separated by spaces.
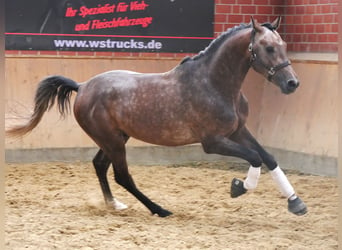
xmin=249 ymin=17 xmax=299 ymax=94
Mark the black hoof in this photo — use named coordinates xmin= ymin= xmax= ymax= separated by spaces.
xmin=155 ymin=209 xmax=173 ymax=218
xmin=231 ymin=178 xmax=247 ymax=198
xmin=288 ymin=197 xmax=307 ymax=216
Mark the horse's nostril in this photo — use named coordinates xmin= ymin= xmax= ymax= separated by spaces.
xmin=287 ymin=79 xmax=299 ymax=89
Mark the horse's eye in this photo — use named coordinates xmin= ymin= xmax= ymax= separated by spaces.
xmin=266 ymin=46 xmax=275 ymax=53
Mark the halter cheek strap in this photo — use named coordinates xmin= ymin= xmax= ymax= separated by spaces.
xmin=248 ymin=42 xmax=291 ymax=81
xmin=265 ymin=60 xmax=291 ymax=81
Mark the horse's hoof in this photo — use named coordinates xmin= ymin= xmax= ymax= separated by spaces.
xmin=114 ymin=198 xmax=128 ymax=210
xmin=108 ymin=198 xmax=128 ymax=210
xmin=155 ymin=209 xmax=173 ymax=218
xmin=288 ymin=197 xmax=307 ymax=216
xmin=230 ymin=178 xmax=247 ymax=198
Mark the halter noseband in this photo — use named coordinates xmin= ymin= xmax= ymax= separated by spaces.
xmin=249 ymin=30 xmax=291 ymax=81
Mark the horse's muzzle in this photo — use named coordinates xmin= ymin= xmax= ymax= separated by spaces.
xmin=283 ymin=79 xmax=300 ymax=94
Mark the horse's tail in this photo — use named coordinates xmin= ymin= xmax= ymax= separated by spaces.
xmin=6 ymin=75 xmax=80 ymax=138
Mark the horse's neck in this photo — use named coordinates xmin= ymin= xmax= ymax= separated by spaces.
xmin=208 ymin=29 xmax=252 ymax=97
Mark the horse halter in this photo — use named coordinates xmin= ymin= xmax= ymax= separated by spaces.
xmin=248 ymin=31 xmax=291 ymax=82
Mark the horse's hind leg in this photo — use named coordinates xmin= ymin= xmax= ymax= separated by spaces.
xmin=102 ymin=134 xmax=172 ymax=217
xmin=92 ymin=149 xmax=127 ymax=210
xmin=230 ymin=126 xmax=307 ymax=215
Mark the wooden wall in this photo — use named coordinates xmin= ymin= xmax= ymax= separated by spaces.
xmin=5 ymin=56 xmax=338 ymax=159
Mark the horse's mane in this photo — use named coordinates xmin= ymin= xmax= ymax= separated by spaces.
xmin=180 ymin=22 xmax=275 ymax=64
xmin=191 ymin=23 xmax=251 ymax=61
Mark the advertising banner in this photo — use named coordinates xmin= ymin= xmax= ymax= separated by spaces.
xmin=5 ymin=0 xmax=214 ymax=53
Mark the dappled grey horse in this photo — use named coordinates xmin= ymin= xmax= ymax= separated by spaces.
xmin=7 ymin=17 xmax=307 ymax=217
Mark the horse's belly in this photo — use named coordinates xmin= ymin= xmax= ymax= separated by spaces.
xmin=125 ymin=123 xmax=198 ymax=146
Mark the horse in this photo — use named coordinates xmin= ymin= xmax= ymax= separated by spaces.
xmin=6 ymin=17 xmax=307 ymax=217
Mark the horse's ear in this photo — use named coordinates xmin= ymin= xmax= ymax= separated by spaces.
xmin=271 ymin=16 xmax=281 ymax=30
xmin=251 ymin=16 xmax=263 ymax=33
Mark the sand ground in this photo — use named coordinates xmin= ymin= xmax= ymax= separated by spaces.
xmin=5 ymin=162 xmax=338 ymax=249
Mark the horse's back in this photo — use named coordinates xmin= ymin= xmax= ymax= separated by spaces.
xmin=85 ymin=69 xmax=173 ymax=91
xmin=74 ymin=69 xmax=165 ymax=117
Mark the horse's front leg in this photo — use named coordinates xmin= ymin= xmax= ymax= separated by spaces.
xmin=201 ymin=134 xmax=263 ymax=195
xmin=230 ymin=126 xmax=307 ymax=216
